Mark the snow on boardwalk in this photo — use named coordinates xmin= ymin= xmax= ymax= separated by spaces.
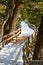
xmin=0 ymin=42 xmax=25 ymax=65
xmin=0 ymin=21 xmax=34 ymax=65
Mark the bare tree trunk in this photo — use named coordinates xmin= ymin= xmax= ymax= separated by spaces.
xmin=4 ymin=0 xmax=15 ymax=35
xmin=9 ymin=3 xmax=23 ymax=33
xmin=32 ymin=15 xmax=43 ymax=60
xmin=4 ymin=0 xmax=23 ymax=34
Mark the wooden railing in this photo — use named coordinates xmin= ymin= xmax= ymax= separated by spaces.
xmin=1 ymin=28 xmax=21 ymax=47
xmin=23 ymin=31 xmax=43 ymax=65
xmin=0 ymin=25 xmax=43 ymax=65
xmin=23 ymin=32 xmax=36 ymax=65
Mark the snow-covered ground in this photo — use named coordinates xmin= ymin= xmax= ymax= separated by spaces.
xmin=0 ymin=21 xmax=34 ymax=65
xmin=0 ymin=42 xmax=25 ymax=65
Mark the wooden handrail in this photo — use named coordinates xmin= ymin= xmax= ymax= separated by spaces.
xmin=2 ymin=30 xmax=21 ymax=43
xmin=2 ymin=30 xmax=21 ymax=47
xmin=2 ymin=28 xmax=21 ymax=40
xmin=12 ymin=36 xmax=28 ymax=44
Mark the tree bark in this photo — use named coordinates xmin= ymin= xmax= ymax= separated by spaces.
xmin=3 ymin=0 xmax=15 ymax=35
xmin=9 ymin=3 xmax=23 ymax=33
xmin=8 ymin=0 xmax=14 ymax=8
xmin=32 ymin=15 xmax=43 ymax=60
xmin=3 ymin=0 xmax=23 ymax=35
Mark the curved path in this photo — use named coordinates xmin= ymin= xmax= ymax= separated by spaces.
xmin=0 ymin=21 xmax=34 ymax=65
xmin=0 ymin=42 xmax=25 ymax=65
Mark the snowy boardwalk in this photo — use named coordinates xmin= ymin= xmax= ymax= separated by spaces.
xmin=0 ymin=42 xmax=25 ymax=65
xmin=0 ymin=21 xmax=34 ymax=65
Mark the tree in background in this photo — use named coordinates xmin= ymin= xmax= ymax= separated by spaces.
xmin=33 ymin=15 xmax=43 ymax=60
